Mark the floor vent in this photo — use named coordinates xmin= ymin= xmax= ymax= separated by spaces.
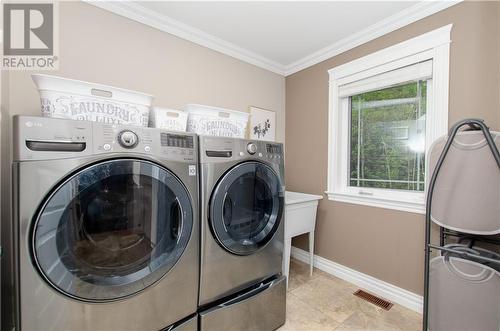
xmin=353 ymin=289 xmax=393 ymax=310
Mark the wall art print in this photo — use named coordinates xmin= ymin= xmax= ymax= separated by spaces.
xmin=249 ymin=106 xmax=276 ymax=141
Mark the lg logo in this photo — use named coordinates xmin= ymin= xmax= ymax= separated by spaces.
xmin=3 ymin=3 xmax=53 ymax=56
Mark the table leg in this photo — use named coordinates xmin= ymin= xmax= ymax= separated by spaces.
xmin=309 ymin=231 xmax=314 ymax=276
xmin=283 ymin=237 xmax=292 ymax=289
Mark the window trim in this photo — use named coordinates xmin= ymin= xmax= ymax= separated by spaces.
xmin=326 ymin=25 xmax=451 ymax=214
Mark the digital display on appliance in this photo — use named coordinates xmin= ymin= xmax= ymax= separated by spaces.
xmin=161 ymin=133 xmax=194 ymax=149
xmin=266 ymin=144 xmax=282 ymax=154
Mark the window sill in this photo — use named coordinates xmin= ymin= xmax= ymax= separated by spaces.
xmin=324 ymin=191 xmax=425 ymax=214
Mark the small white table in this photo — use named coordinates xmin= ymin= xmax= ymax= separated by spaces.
xmin=282 ymin=191 xmax=323 ymax=287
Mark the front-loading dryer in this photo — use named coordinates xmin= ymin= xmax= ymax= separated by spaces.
xmin=4 ymin=116 xmax=199 ymax=331
xmin=198 ymin=136 xmax=286 ymax=331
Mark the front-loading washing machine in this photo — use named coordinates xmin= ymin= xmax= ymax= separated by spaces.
xmin=3 ymin=116 xmax=199 ymax=331
xmin=198 ymin=135 xmax=286 ymax=331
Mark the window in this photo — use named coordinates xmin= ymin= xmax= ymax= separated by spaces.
xmin=327 ymin=25 xmax=451 ymax=214
xmin=350 ymin=80 xmax=427 ymax=192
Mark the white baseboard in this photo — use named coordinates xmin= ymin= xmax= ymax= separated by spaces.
xmin=291 ymin=246 xmax=423 ymax=313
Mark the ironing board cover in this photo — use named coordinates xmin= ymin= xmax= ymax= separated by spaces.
xmin=428 ymin=131 xmax=500 ymax=235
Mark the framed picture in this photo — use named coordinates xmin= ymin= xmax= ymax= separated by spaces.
xmin=248 ymin=106 xmax=276 ymax=141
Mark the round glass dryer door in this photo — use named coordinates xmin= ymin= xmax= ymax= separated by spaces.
xmin=31 ymin=159 xmax=193 ymax=302
xmin=210 ymin=161 xmax=284 ymax=255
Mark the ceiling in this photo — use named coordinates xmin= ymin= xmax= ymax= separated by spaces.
xmin=89 ymin=1 xmax=460 ymax=76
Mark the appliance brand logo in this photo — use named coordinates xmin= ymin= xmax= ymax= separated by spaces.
xmin=2 ymin=2 xmax=59 ymax=70
xmin=25 ymin=121 xmax=42 ymax=128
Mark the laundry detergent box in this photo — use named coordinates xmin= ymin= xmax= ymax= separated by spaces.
xmin=32 ymin=74 xmax=153 ymax=127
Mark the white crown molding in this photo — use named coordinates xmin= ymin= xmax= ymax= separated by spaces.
xmin=284 ymin=1 xmax=461 ymax=76
xmin=84 ymin=0 xmax=288 ymax=75
xmin=291 ymin=246 xmax=423 ymax=313
xmin=85 ymin=0 xmax=461 ymax=77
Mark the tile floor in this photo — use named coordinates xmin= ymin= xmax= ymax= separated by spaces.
xmin=278 ymin=259 xmax=422 ymax=331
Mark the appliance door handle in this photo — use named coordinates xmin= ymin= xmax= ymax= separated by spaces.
xmin=220 ymin=277 xmax=279 ymax=308
xmin=170 ymin=198 xmax=183 ymax=243
xmin=222 ymin=193 xmax=232 ymax=229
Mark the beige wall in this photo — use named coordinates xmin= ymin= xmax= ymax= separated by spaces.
xmin=0 ymin=2 xmax=285 ymax=247
xmin=286 ymin=1 xmax=500 ymax=295
xmin=2 ymin=2 xmax=285 ymax=136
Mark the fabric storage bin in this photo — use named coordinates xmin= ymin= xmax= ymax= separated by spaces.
xmin=185 ymin=104 xmax=249 ymax=138
xmin=149 ymin=107 xmax=187 ymax=132
xmin=32 ymin=74 xmax=153 ymax=127
xmin=442 ymin=243 xmax=500 ymax=272
xmin=428 ymin=131 xmax=500 ymax=235
xmin=428 ymin=245 xmax=500 ymax=331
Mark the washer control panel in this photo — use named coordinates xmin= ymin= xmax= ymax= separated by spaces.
xmin=265 ymin=143 xmax=282 ymax=159
xmin=161 ymin=133 xmax=194 ymax=149
xmin=93 ymin=124 xmax=197 ymax=162
xmin=247 ymin=142 xmax=257 ymax=155
xmin=13 ymin=116 xmax=198 ymax=163
xmin=118 ymin=130 xmax=139 ymax=148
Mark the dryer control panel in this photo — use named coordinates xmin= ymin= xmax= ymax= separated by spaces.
xmin=199 ymin=135 xmax=283 ymax=165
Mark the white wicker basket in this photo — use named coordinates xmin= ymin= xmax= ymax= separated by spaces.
xmin=185 ymin=104 xmax=249 ymax=138
xmin=149 ymin=107 xmax=187 ymax=132
xmin=32 ymin=74 xmax=153 ymax=127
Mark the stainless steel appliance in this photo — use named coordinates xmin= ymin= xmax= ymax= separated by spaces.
xmin=4 ymin=116 xmax=199 ymax=331
xmin=198 ymin=136 xmax=286 ymax=331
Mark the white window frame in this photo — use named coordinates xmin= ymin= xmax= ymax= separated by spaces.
xmin=326 ymin=25 xmax=451 ymax=214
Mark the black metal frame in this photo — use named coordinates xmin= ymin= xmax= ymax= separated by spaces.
xmin=423 ymin=118 xmax=500 ymax=331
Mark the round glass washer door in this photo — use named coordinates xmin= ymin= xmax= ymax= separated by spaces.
xmin=31 ymin=159 xmax=193 ymax=302
xmin=209 ymin=161 xmax=284 ymax=255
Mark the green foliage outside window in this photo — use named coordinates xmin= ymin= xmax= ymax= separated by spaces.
xmin=349 ymin=80 xmax=427 ymax=192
